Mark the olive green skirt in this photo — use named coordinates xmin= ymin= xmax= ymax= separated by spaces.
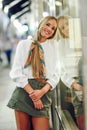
xmin=7 ymin=79 xmax=54 ymax=118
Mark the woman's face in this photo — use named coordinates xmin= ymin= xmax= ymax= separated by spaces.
xmin=58 ymin=18 xmax=69 ymax=38
xmin=40 ymin=19 xmax=57 ymax=39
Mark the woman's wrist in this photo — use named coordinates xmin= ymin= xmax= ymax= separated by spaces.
xmin=71 ymin=81 xmax=83 ymax=91
xmin=24 ymin=83 xmax=34 ymax=94
xmin=41 ymin=83 xmax=51 ymax=95
xmin=71 ymin=81 xmax=76 ymax=87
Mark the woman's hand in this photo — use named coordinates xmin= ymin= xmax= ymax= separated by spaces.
xmin=24 ymin=83 xmax=34 ymax=94
xmin=29 ymin=89 xmax=44 ymax=102
xmin=29 ymin=83 xmax=51 ymax=102
xmin=72 ymin=82 xmax=84 ymax=91
xmin=33 ymin=99 xmax=44 ymax=109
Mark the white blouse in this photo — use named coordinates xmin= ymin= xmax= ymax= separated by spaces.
xmin=57 ymin=38 xmax=75 ymax=88
xmin=10 ymin=37 xmax=60 ymax=89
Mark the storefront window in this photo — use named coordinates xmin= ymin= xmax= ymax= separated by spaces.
xmin=54 ymin=0 xmax=84 ymax=130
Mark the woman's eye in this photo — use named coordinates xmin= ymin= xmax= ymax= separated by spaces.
xmin=52 ymin=27 xmax=55 ymax=30
xmin=46 ymin=23 xmax=50 ymax=26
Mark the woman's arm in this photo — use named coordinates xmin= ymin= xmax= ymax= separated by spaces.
xmin=10 ymin=40 xmax=29 ymax=88
xmin=24 ymin=82 xmax=44 ymax=109
xmin=29 ymin=83 xmax=51 ymax=102
xmin=71 ymin=81 xmax=84 ymax=91
xmin=23 ymin=83 xmax=34 ymax=94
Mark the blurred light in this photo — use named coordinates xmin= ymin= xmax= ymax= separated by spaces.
xmin=4 ymin=6 xmax=9 ymax=14
xmin=55 ymin=1 xmax=62 ymax=6
xmin=13 ymin=19 xmax=21 ymax=29
xmin=0 ymin=3 xmax=2 ymax=10
xmin=11 ymin=15 xmax=16 ymax=22
xmin=29 ymin=21 xmax=37 ymax=31
xmin=43 ymin=12 xmax=49 ymax=17
xmin=28 ymin=35 xmax=32 ymax=39
xmin=22 ymin=24 xmax=28 ymax=32
xmin=21 ymin=1 xmax=29 ymax=7
xmin=13 ymin=19 xmax=28 ymax=34
xmin=9 ymin=0 xmax=21 ymax=8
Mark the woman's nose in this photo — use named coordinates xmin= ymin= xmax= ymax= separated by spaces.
xmin=47 ymin=26 xmax=52 ymax=32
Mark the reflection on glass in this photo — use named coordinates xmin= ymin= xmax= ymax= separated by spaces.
xmin=56 ymin=15 xmax=84 ymax=130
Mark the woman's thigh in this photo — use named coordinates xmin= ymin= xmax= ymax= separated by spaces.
xmin=32 ymin=116 xmax=49 ymax=130
xmin=77 ymin=114 xmax=84 ymax=130
xmin=15 ymin=110 xmax=31 ymax=130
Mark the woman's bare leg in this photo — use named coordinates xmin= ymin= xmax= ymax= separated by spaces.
xmin=15 ymin=110 xmax=31 ymax=130
xmin=32 ymin=116 xmax=49 ymax=130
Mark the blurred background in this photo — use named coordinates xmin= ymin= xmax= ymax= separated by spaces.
xmin=0 ymin=0 xmax=87 ymax=130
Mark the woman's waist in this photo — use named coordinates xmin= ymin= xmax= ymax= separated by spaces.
xmin=28 ymin=78 xmax=48 ymax=84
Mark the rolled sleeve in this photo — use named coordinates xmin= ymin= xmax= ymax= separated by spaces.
xmin=10 ymin=70 xmax=28 ymax=88
xmin=47 ymin=72 xmax=60 ymax=90
xmin=15 ymin=78 xmax=28 ymax=88
xmin=60 ymin=63 xmax=75 ymax=88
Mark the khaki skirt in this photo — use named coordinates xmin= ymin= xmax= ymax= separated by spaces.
xmin=7 ymin=79 xmax=54 ymax=118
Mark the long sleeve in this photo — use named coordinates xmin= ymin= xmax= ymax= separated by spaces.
xmin=60 ymin=66 xmax=75 ymax=88
xmin=58 ymin=39 xmax=75 ymax=88
xmin=46 ymin=63 xmax=60 ymax=90
xmin=46 ymin=40 xmax=61 ymax=89
xmin=10 ymin=40 xmax=29 ymax=88
xmin=10 ymin=39 xmax=61 ymax=89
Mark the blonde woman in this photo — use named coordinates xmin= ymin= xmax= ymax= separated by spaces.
xmin=7 ymin=16 xmax=59 ymax=130
xmin=57 ymin=15 xmax=84 ymax=130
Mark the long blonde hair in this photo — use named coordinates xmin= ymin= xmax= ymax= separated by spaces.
xmin=25 ymin=16 xmax=58 ymax=79
xmin=57 ymin=15 xmax=71 ymax=39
